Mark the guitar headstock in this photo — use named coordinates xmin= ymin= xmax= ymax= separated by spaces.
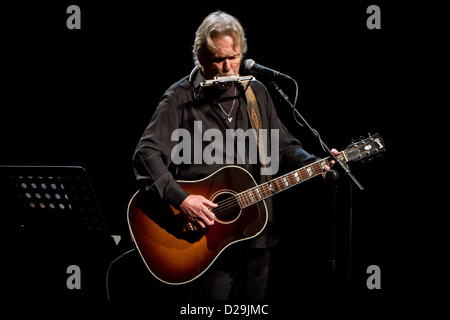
xmin=344 ymin=133 xmax=386 ymax=162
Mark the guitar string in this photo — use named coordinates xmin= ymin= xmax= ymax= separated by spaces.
xmin=229 ymin=163 xmax=325 ymax=205
xmin=213 ymin=196 xmax=239 ymax=216
xmin=201 ymin=142 xmax=378 ymax=220
xmin=212 ymin=161 xmax=329 ymax=218
xmin=215 ymin=162 xmax=324 ymax=210
xmin=237 ymin=162 xmax=325 ymax=202
xmin=212 ymin=144 xmax=377 ymax=216
xmin=210 ymin=147 xmax=374 ymax=217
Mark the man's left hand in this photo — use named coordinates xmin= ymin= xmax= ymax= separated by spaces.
xmin=322 ymin=148 xmax=339 ymax=179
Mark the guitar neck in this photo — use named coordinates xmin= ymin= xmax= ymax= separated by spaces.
xmin=234 ymin=133 xmax=385 ymax=208
xmin=236 ymin=153 xmax=346 ymax=208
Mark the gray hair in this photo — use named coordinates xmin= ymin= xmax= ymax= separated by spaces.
xmin=193 ymin=11 xmax=247 ymax=66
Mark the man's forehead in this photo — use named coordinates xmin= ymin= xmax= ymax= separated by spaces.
xmin=210 ymin=35 xmax=241 ymax=55
xmin=212 ymin=48 xmax=241 ymax=59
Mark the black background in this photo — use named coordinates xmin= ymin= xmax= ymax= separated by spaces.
xmin=1 ymin=0 xmax=441 ymax=313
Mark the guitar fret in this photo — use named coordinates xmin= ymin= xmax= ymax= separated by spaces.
xmin=259 ymin=185 xmax=267 ymax=199
xmin=263 ymin=184 xmax=271 ymax=197
xmin=273 ymin=181 xmax=279 ymax=192
xmin=238 ymin=158 xmax=335 ymax=208
xmin=250 ymin=189 xmax=256 ymax=203
xmin=255 ymin=187 xmax=262 ymax=199
xmin=236 ymin=193 xmax=245 ymax=207
xmin=269 ymin=183 xmax=275 ymax=193
xmin=300 ymin=169 xmax=308 ymax=180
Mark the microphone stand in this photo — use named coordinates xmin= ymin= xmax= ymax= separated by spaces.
xmin=269 ymin=80 xmax=364 ymax=191
xmin=268 ymin=79 xmax=364 ymax=298
xmin=326 ymin=169 xmax=339 ymax=296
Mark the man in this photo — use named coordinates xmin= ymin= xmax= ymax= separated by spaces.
xmin=133 ymin=11 xmax=336 ymax=299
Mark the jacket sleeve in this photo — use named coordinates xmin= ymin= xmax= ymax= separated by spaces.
xmin=132 ymin=92 xmax=190 ymax=208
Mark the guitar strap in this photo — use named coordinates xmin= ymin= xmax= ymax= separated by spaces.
xmin=244 ymin=85 xmax=270 ymax=180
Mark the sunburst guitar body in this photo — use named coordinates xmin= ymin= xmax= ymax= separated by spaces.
xmin=127 ymin=165 xmax=267 ymax=285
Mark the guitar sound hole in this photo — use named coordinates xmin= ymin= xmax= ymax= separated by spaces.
xmin=212 ymin=192 xmax=241 ymax=224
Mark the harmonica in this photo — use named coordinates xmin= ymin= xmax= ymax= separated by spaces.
xmin=200 ymin=75 xmax=255 ymax=87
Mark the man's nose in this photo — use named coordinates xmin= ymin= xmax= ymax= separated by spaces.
xmin=222 ymin=59 xmax=232 ymax=73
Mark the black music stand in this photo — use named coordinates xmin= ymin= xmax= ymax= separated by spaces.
xmin=0 ymin=165 xmax=116 ymax=300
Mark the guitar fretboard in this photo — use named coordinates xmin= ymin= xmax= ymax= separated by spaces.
xmin=236 ymin=157 xmax=337 ymax=208
xmin=232 ymin=132 xmax=385 ymax=209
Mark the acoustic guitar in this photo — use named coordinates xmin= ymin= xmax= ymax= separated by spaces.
xmin=127 ymin=134 xmax=385 ymax=284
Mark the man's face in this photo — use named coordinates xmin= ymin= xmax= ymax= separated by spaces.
xmin=201 ymin=34 xmax=242 ymax=80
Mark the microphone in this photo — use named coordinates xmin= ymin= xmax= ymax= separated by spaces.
xmin=243 ymin=59 xmax=292 ymax=80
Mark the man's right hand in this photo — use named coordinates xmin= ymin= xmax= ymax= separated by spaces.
xmin=179 ymin=195 xmax=217 ymax=229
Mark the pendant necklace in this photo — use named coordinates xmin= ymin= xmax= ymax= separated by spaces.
xmin=217 ymin=85 xmax=237 ymax=123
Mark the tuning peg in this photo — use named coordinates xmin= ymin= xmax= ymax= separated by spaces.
xmin=359 ymin=135 xmax=365 ymax=141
